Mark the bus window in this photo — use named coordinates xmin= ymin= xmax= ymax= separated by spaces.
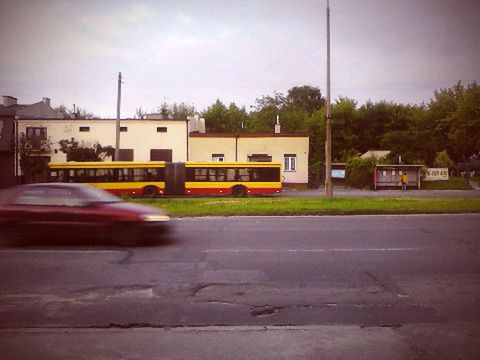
xmin=194 ymin=168 xmax=208 ymax=181
xmin=216 ymin=168 xmax=226 ymax=182
xmin=118 ymin=168 xmax=132 ymax=182
xmin=226 ymin=168 xmax=236 ymax=181
xmin=260 ymin=168 xmax=279 ymax=182
xmin=146 ymin=168 xmax=165 ymax=181
xmin=96 ymin=168 xmax=116 ymax=182
xmin=237 ymin=168 xmax=250 ymax=182
xmin=133 ymin=168 xmax=145 ymax=182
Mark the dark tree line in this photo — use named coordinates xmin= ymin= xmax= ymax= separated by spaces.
xmin=199 ymin=82 xmax=480 ymax=168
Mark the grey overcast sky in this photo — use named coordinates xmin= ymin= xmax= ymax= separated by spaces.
xmin=1 ymin=0 xmax=479 ymax=118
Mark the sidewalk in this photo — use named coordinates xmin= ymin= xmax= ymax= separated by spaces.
xmin=280 ymin=186 xmax=480 ymax=198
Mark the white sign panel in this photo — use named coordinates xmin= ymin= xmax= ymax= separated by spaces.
xmin=332 ymin=169 xmax=346 ymax=179
xmin=424 ymin=168 xmax=449 ymax=181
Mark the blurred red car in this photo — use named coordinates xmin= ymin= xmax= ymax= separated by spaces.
xmin=0 ymin=183 xmax=171 ymax=246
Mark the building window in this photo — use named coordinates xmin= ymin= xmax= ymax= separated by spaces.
xmin=0 ymin=120 xmax=3 ymax=139
xmin=26 ymin=127 xmax=47 ymax=150
xmin=284 ymin=154 xmax=296 ymax=172
xmin=212 ymin=153 xmax=225 ymax=162
xmin=113 ymin=149 xmax=134 ymax=161
xmin=248 ymin=154 xmax=272 ymax=162
xmin=157 ymin=127 xmax=167 ymax=133
xmin=150 ymin=149 xmax=172 ymax=161
xmin=120 ymin=127 xmax=128 ymax=132
xmin=79 ymin=126 xmax=90 ymax=132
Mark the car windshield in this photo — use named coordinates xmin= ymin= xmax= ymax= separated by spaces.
xmin=78 ymin=185 xmax=122 ymax=203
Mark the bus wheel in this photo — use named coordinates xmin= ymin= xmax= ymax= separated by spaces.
xmin=232 ymin=185 xmax=246 ymax=197
xmin=143 ymin=186 xmax=157 ymax=197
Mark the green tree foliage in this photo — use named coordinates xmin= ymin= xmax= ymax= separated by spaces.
xmin=58 ymin=138 xmax=114 ymax=162
xmin=246 ymin=86 xmax=325 ymax=133
xmin=434 ymin=150 xmax=454 ymax=168
xmin=286 ymin=86 xmax=324 ymax=114
xmin=444 ymin=82 xmax=480 ymax=162
xmin=202 ymin=100 xmax=248 ymax=132
xmin=331 ymin=97 xmax=358 ymax=161
xmin=17 ymin=132 xmax=52 ymax=177
xmin=246 ymin=92 xmax=287 ymax=132
xmin=170 ymin=102 xmax=196 ymax=120
xmin=345 ymin=156 xmax=377 ymax=189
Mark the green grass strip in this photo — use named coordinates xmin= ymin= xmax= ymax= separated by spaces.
xmin=129 ymin=197 xmax=480 ymax=217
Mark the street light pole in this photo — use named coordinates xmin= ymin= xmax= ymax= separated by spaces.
xmin=324 ymin=0 xmax=333 ymax=199
xmin=114 ymin=72 xmax=122 ymax=161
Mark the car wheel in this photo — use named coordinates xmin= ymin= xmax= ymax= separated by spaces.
xmin=115 ymin=224 xmax=142 ymax=247
xmin=1 ymin=222 xmax=27 ymax=246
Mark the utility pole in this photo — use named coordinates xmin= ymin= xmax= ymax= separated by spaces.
xmin=324 ymin=0 xmax=333 ymax=199
xmin=114 ymin=72 xmax=122 ymax=161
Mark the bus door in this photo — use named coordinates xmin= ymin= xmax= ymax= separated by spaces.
xmin=165 ymin=162 xmax=186 ymax=195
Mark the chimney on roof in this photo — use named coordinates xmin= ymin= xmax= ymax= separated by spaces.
xmin=274 ymin=114 xmax=281 ymax=134
xmin=3 ymin=96 xmax=18 ymax=107
xmin=42 ymin=97 xmax=51 ymax=106
xmin=199 ymin=117 xmax=206 ymax=133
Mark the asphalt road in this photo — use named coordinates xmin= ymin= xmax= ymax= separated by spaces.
xmin=1 ymin=214 xmax=480 ymax=359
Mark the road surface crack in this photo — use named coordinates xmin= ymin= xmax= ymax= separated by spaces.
xmin=250 ymin=305 xmax=283 ymax=317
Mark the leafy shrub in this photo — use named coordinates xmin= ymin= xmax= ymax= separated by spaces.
xmin=345 ymin=156 xmax=377 ymax=189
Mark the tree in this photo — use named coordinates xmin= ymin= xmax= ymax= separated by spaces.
xmin=55 ymin=105 xmax=97 ymax=119
xmin=427 ymin=81 xmax=480 ymax=163
xmin=331 ymin=97 xmax=358 ymax=161
xmin=58 ymin=138 xmax=114 ymax=162
xmin=286 ymin=85 xmax=324 ymax=114
xmin=445 ymin=82 xmax=480 ymax=162
xmin=434 ymin=150 xmax=454 ymax=168
xmin=17 ymin=132 xmax=52 ymax=182
xmin=135 ymin=107 xmax=146 ymax=119
xmin=170 ymin=102 xmax=196 ymax=120
xmin=202 ymin=100 xmax=247 ymax=132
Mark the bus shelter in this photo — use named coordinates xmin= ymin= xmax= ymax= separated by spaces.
xmin=373 ymin=164 xmax=423 ymax=190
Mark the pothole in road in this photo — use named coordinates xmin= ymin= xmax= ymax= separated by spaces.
xmin=250 ymin=305 xmax=283 ymax=317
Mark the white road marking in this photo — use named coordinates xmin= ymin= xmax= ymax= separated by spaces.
xmin=0 ymin=249 xmax=123 ymax=254
xmin=205 ymin=247 xmax=423 ymax=253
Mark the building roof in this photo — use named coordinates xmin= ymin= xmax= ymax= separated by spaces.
xmin=189 ymin=132 xmax=309 ymax=138
xmin=375 ymin=164 xmax=424 ymax=168
xmin=360 ymin=150 xmax=391 ymax=159
xmin=0 ymin=100 xmax=63 ymax=118
xmin=0 ymin=104 xmax=28 ymax=116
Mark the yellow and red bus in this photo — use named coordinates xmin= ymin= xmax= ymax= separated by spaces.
xmin=48 ymin=161 xmax=282 ymax=197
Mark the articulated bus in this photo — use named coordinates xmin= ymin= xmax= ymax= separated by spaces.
xmin=48 ymin=161 xmax=282 ymax=197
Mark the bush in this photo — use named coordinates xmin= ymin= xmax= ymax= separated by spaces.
xmin=346 ymin=156 xmax=377 ymax=189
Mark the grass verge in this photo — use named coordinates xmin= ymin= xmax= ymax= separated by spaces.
xmin=129 ymin=197 xmax=480 ymax=217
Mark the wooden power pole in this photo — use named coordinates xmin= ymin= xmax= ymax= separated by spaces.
xmin=324 ymin=0 xmax=333 ymax=199
xmin=114 ymin=72 xmax=122 ymax=161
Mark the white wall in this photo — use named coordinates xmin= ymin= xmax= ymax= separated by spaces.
xmin=189 ymin=135 xmax=309 ymax=184
xmin=17 ymin=118 xmax=188 ymax=164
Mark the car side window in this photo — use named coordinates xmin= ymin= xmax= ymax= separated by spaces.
xmin=13 ymin=188 xmax=47 ymax=206
xmin=13 ymin=187 xmax=87 ymax=207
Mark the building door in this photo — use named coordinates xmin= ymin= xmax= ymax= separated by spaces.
xmin=165 ymin=162 xmax=185 ymax=195
xmin=24 ymin=156 xmax=51 ymax=184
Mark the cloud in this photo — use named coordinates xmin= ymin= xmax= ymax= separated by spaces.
xmin=78 ymin=3 xmax=149 ymax=37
